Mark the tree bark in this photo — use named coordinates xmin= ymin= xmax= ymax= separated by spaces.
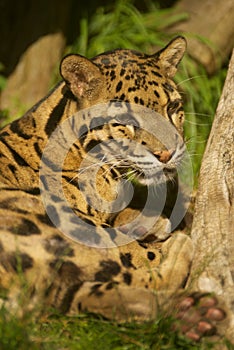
xmin=188 ymin=50 xmax=234 ymax=343
xmin=169 ymin=0 xmax=234 ymax=74
xmin=0 ymin=33 xmax=66 ymax=118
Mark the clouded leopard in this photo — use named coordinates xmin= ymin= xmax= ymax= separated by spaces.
xmin=0 ymin=37 xmax=227 ymax=342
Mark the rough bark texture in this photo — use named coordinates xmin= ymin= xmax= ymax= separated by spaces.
xmin=169 ymin=0 xmax=234 ymax=74
xmin=188 ymin=50 xmax=234 ymax=344
xmin=0 ymin=33 xmax=66 ymax=116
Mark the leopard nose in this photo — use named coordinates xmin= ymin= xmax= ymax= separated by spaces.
xmin=153 ymin=149 xmax=173 ymax=163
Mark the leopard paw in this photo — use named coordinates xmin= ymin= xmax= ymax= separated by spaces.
xmin=173 ymin=293 xmax=226 ymax=342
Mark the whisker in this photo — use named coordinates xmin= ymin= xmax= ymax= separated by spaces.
xmin=185 ymin=112 xmax=212 ymax=117
xmin=77 ymin=154 xmax=123 ymax=175
xmin=184 ymin=121 xmax=211 ymax=127
xmin=184 ymin=136 xmax=208 ymax=144
xmin=177 ymin=74 xmax=206 ymax=86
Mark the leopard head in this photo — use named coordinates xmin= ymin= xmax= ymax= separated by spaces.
xmin=59 ymin=37 xmax=187 ymax=186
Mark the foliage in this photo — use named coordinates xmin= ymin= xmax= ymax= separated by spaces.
xmin=0 ymin=62 xmax=7 ymax=91
xmin=0 ymin=62 xmax=10 ymax=126
xmin=177 ymin=60 xmax=226 ymax=180
xmin=66 ymin=0 xmax=187 ymax=57
xmin=0 ymin=306 xmax=230 ymax=350
xmin=0 ymin=307 xmax=37 ymax=350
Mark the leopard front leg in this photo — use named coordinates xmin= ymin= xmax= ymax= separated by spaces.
xmin=156 ymin=232 xmax=194 ymax=291
xmin=65 ymin=232 xmax=195 ymax=320
xmin=66 ymin=233 xmax=227 ymax=342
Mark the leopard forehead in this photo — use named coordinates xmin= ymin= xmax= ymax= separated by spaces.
xmin=60 ymin=37 xmax=186 ymax=132
xmin=92 ymin=49 xmax=181 ymax=109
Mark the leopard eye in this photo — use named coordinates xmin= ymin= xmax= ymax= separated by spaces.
xmin=168 ymin=100 xmax=180 ymax=112
xmin=114 ymin=113 xmax=139 ymax=127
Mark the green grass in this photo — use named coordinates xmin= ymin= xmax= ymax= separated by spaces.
xmin=66 ymin=0 xmax=188 ymax=57
xmin=1 ymin=306 xmax=231 ymax=350
xmin=176 ymin=60 xmax=226 ymax=181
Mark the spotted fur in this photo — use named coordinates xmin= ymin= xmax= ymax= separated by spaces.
xmin=0 ymin=37 xmax=194 ymax=319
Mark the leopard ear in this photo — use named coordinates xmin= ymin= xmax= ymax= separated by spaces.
xmin=155 ymin=36 xmax=187 ymax=78
xmin=60 ymin=54 xmax=104 ymax=101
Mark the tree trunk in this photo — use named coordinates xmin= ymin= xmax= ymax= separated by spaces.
xmin=188 ymin=50 xmax=234 ymax=343
xmin=169 ymin=0 xmax=234 ymax=74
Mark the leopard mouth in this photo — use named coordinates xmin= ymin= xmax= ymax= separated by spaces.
xmin=126 ymin=165 xmax=177 ymax=187
xmin=121 ymin=144 xmax=183 ymax=187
